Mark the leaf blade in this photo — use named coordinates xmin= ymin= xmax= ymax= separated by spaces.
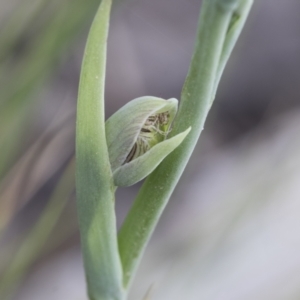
xmin=76 ymin=0 xmax=124 ymax=299
xmin=113 ymin=127 xmax=191 ymax=187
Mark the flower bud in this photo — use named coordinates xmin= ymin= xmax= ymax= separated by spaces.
xmin=105 ymin=96 xmax=190 ymax=186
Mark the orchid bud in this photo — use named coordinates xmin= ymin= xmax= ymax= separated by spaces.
xmin=105 ymin=96 xmax=190 ymax=187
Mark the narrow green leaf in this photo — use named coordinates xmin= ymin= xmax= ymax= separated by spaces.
xmin=113 ymin=127 xmax=191 ymax=187
xmin=76 ymin=0 xmax=124 ymax=299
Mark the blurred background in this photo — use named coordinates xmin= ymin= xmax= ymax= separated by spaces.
xmin=0 ymin=0 xmax=300 ymax=299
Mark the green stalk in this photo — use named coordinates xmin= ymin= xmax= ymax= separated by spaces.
xmin=76 ymin=0 xmax=124 ymax=299
xmin=118 ymin=0 xmax=253 ymax=289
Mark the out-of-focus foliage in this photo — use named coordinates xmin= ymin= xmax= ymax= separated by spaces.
xmin=0 ymin=0 xmax=101 ymax=298
xmin=0 ymin=0 xmax=101 ymax=230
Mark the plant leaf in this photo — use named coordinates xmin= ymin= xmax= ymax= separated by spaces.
xmin=76 ymin=0 xmax=124 ymax=298
xmin=113 ymin=127 xmax=191 ymax=187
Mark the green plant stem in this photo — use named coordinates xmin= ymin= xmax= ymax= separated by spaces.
xmin=76 ymin=0 xmax=124 ymax=299
xmin=0 ymin=159 xmax=75 ymax=300
xmin=118 ymin=0 xmax=253 ymax=289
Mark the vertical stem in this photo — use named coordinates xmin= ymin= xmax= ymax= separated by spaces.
xmin=118 ymin=0 xmax=253 ymax=289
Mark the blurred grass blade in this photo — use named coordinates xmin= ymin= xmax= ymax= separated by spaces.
xmin=0 ymin=0 xmax=100 ymax=178
xmin=118 ymin=0 xmax=253 ymax=289
xmin=76 ymin=0 xmax=124 ymax=299
xmin=0 ymin=108 xmax=73 ymax=234
xmin=0 ymin=159 xmax=75 ymax=300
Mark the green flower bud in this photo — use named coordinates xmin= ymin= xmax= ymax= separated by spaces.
xmin=105 ymin=96 xmax=190 ymax=187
